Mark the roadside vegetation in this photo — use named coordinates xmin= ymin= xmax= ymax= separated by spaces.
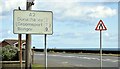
xmin=2 ymin=45 xmax=18 ymax=61
xmin=32 ymin=64 xmax=44 ymax=69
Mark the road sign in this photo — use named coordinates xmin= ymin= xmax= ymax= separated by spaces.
xmin=13 ymin=10 xmax=53 ymax=35
xmin=95 ymin=20 xmax=107 ymax=69
xmin=95 ymin=20 xmax=107 ymax=31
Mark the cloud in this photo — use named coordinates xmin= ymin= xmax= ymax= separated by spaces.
xmin=35 ymin=0 xmax=119 ymax=2
xmin=34 ymin=2 xmax=117 ymax=23
xmin=102 ymin=0 xmax=119 ymax=2
xmin=103 ymin=32 xmax=118 ymax=42
xmin=2 ymin=0 xmax=26 ymax=17
xmin=1 ymin=29 xmax=15 ymax=38
xmin=88 ymin=6 xmax=117 ymax=18
xmin=104 ymin=32 xmax=110 ymax=37
xmin=2 ymin=1 xmax=117 ymax=22
xmin=7 ymin=30 xmax=12 ymax=34
xmin=0 ymin=1 xmax=2 ymax=13
xmin=62 ymin=5 xmax=117 ymax=19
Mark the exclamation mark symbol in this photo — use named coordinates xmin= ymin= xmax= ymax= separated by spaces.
xmin=99 ymin=23 xmax=103 ymax=30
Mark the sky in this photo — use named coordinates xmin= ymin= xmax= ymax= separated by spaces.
xmin=0 ymin=0 xmax=119 ymax=49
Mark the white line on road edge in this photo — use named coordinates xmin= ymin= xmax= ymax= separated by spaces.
xmin=62 ymin=62 xmax=68 ymax=64
xmin=74 ymin=64 xmax=83 ymax=67
xmin=35 ymin=54 xmax=44 ymax=55
xmin=35 ymin=53 xmax=118 ymax=63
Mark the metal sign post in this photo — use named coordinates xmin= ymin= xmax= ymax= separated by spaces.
xmin=44 ymin=34 xmax=47 ymax=69
xmin=95 ymin=20 xmax=107 ymax=69
xmin=100 ymin=30 xmax=102 ymax=69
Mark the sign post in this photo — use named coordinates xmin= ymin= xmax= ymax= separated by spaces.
xmin=19 ymin=34 xmax=22 ymax=69
xmin=26 ymin=1 xmax=34 ymax=69
xmin=100 ymin=30 xmax=102 ymax=68
xmin=13 ymin=1 xmax=53 ymax=69
xmin=95 ymin=20 xmax=107 ymax=69
xmin=17 ymin=7 xmax=23 ymax=69
xmin=44 ymin=34 xmax=47 ymax=69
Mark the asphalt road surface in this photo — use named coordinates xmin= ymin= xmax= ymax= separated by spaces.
xmin=34 ymin=52 xmax=119 ymax=68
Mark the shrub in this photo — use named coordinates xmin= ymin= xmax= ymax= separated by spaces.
xmin=0 ymin=48 xmax=2 ymax=61
xmin=2 ymin=45 xmax=18 ymax=61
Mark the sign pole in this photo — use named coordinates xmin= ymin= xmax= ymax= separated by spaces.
xmin=25 ymin=1 xmax=34 ymax=69
xmin=25 ymin=34 xmax=31 ymax=69
xmin=95 ymin=20 xmax=107 ymax=69
xmin=18 ymin=7 xmax=22 ymax=69
xmin=19 ymin=34 xmax=22 ymax=69
xmin=44 ymin=34 xmax=47 ymax=69
xmin=100 ymin=30 xmax=102 ymax=69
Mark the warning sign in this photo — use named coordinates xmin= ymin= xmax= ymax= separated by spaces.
xmin=95 ymin=20 xmax=107 ymax=31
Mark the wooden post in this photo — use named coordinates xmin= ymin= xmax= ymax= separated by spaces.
xmin=18 ymin=7 xmax=22 ymax=69
xmin=32 ymin=47 xmax=34 ymax=64
xmin=19 ymin=34 xmax=22 ymax=68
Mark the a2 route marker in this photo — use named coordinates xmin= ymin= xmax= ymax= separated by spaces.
xmin=95 ymin=20 xmax=107 ymax=69
xmin=13 ymin=10 xmax=53 ymax=35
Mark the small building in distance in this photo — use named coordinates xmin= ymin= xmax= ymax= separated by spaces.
xmin=0 ymin=39 xmax=26 ymax=48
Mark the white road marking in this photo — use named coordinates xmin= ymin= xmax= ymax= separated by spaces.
xmin=74 ymin=64 xmax=83 ymax=67
xmin=35 ymin=54 xmax=44 ymax=55
xmin=35 ymin=53 xmax=118 ymax=63
xmin=62 ymin=62 xmax=68 ymax=64
xmin=49 ymin=55 xmax=61 ymax=56
xmin=82 ymin=57 xmax=91 ymax=59
xmin=102 ymin=59 xmax=118 ymax=62
xmin=112 ymin=60 xmax=118 ymax=62
xmin=62 ymin=56 xmax=76 ymax=58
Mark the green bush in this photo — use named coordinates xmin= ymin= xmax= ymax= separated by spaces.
xmin=0 ymin=48 xmax=2 ymax=61
xmin=2 ymin=45 xmax=18 ymax=61
xmin=0 ymin=48 xmax=2 ymax=55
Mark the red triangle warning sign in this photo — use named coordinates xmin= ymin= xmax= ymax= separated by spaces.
xmin=95 ymin=20 xmax=107 ymax=31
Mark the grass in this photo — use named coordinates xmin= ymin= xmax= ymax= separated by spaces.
xmin=32 ymin=64 xmax=44 ymax=69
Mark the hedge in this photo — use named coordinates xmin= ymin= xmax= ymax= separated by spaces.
xmin=2 ymin=45 xmax=18 ymax=61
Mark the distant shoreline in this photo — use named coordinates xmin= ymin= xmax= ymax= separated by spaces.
xmin=31 ymin=48 xmax=119 ymax=54
xmin=33 ymin=48 xmax=119 ymax=51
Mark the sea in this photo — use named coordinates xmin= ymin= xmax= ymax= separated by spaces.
xmin=56 ymin=48 xmax=120 ymax=51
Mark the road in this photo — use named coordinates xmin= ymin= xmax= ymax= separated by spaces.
xmin=34 ymin=52 xmax=119 ymax=68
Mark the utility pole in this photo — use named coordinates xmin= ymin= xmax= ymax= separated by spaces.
xmin=25 ymin=0 xmax=34 ymax=69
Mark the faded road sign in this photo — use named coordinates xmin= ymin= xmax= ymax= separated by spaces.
xmin=13 ymin=10 xmax=53 ymax=35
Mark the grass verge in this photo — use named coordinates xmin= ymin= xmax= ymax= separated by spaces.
xmin=32 ymin=64 xmax=44 ymax=69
